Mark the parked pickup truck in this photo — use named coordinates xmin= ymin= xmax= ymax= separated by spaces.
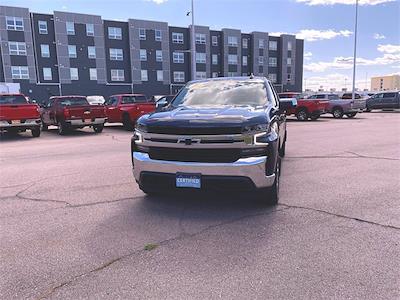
xmin=279 ymin=92 xmax=329 ymax=121
xmin=309 ymin=93 xmax=365 ymax=118
xmin=41 ymin=96 xmax=107 ymax=135
xmin=131 ymin=77 xmax=296 ymax=204
xmin=0 ymin=93 xmax=41 ymax=137
xmin=105 ymin=94 xmax=156 ymax=130
xmin=366 ymin=91 xmax=400 ymax=111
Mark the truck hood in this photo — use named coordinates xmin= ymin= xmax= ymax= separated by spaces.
xmin=138 ymin=105 xmax=269 ymax=134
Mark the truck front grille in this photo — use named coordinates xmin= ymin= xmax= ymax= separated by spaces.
xmin=146 ymin=126 xmax=242 ymax=135
xmin=148 ymin=147 xmax=241 ymax=163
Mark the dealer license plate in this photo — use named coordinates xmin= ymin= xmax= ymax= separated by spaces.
xmin=84 ymin=119 xmax=91 ymax=123
xmin=176 ymin=173 xmax=201 ymax=189
xmin=12 ymin=120 xmax=21 ymax=124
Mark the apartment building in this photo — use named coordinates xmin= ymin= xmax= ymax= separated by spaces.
xmin=0 ymin=5 xmax=304 ymax=101
xmin=371 ymin=74 xmax=400 ymax=91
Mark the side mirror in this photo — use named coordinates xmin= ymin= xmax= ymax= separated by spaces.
xmin=156 ymin=99 xmax=168 ymax=110
xmin=279 ymin=98 xmax=297 ymax=112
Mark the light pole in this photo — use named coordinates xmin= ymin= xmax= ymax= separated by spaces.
xmin=351 ymin=0 xmax=359 ymax=100
xmin=189 ymin=0 xmax=196 ymax=80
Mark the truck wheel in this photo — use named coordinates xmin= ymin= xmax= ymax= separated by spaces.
xmin=31 ymin=127 xmax=41 ymax=137
xmin=57 ymin=121 xmax=68 ymax=135
xmin=346 ymin=112 xmax=357 ymax=118
xmin=93 ymin=124 xmax=104 ymax=133
xmin=332 ymin=107 xmax=344 ymax=119
xmin=296 ymin=109 xmax=308 ymax=121
xmin=278 ymin=132 xmax=286 ymax=157
xmin=257 ymin=157 xmax=281 ymax=205
xmin=309 ymin=113 xmax=320 ymax=121
xmin=122 ymin=114 xmax=133 ymax=131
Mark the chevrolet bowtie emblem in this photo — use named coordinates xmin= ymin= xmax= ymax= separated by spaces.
xmin=177 ymin=138 xmax=201 ymax=145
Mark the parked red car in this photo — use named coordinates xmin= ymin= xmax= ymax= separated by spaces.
xmin=41 ymin=96 xmax=107 ymax=135
xmin=279 ymin=92 xmax=329 ymax=121
xmin=104 ymin=94 xmax=156 ymax=130
xmin=0 ymin=93 xmax=41 ymax=137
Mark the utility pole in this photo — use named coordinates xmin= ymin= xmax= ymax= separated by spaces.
xmin=351 ymin=0 xmax=359 ymax=100
xmin=190 ymin=0 xmax=196 ymax=80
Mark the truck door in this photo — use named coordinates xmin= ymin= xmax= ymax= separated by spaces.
xmin=381 ymin=92 xmax=398 ymax=109
xmin=104 ymin=97 xmax=119 ymax=122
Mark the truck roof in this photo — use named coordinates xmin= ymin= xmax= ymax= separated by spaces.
xmin=49 ymin=95 xmax=86 ymax=99
xmin=110 ymin=94 xmax=146 ymax=97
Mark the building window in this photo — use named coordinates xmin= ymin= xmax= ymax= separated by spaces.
xmin=228 ymin=54 xmax=237 ymax=65
xmin=38 ymin=20 xmax=48 ymax=34
xmin=269 ymin=57 xmax=277 ymax=67
xmin=139 ymin=28 xmax=146 ymax=40
xmin=88 ymin=46 xmax=96 ymax=59
xmin=141 ymin=70 xmax=148 ymax=81
xmin=172 ymin=32 xmax=184 ymax=44
xmin=173 ymin=71 xmax=185 ymax=82
xmin=66 ymin=22 xmax=75 ymax=35
xmin=268 ymin=73 xmax=277 ymax=83
xmin=195 ymin=33 xmax=206 ymax=44
xmin=269 ymin=41 xmax=277 ymax=51
xmin=43 ymin=68 xmax=52 ymax=80
xmin=140 ymin=49 xmax=147 ymax=61
xmin=68 ymin=45 xmax=77 ymax=58
xmin=89 ymin=68 xmax=97 ymax=80
xmin=110 ymin=48 xmax=123 ymax=61
xmin=156 ymin=50 xmax=163 ymax=62
xmin=108 ymin=27 xmax=122 ymax=40
xmin=196 ymin=71 xmax=207 ymax=79
xmin=157 ymin=70 xmax=163 ymax=81
xmin=287 ymin=57 xmax=292 ymax=65
xmin=258 ymin=56 xmax=264 ymax=65
xmin=242 ymin=72 xmax=248 ymax=76
xmin=9 ymin=42 xmax=26 ymax=56
xmin=212 ymin=36 xmax=218 ymax=46
xmin=288 ymin=41 xmax=292 ymax=51
xmin=70 ymin=68 xmax=79 ymax=80
xmin=212 ymin=72 xmax=218 ymax=78
xmin=259 ymin=39 xmax=264 ymax=49
xmin=155 ymin=29 xmax=162 ymax=41
xmin=196 ymin=52 xmax=206 ymax=64
xmin=11 ymin=66 xmax=29 ymax=79
xmin=173 ymin=52 xmax=184 ymax=63
xmin=242 ymin=38 xmax=248 ymax=49
xmin=111 ymin=69 xmax=124 ymax=81
xmin=86 ymin=24 xmax=94 ymax=36
xmin=212 ymin=54 xmax=218 ymax=65
xmin=228 ymin=36 xmax=238 ymax=47
xmin=287 ymin=73 xmax=291 ymax=82
xmin=6 ymin=17 xmax=24 ymax=31
xmin=228 ymin=72 xmax=236 ymax=77
xmin=40 ymin=44 xmax=50 ymax=58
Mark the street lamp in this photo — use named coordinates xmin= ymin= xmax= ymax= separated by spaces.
xmin=187 ymin=0 xmax=196 ymax=80
xmin=351 ymin=0 xmax=359 ymax=101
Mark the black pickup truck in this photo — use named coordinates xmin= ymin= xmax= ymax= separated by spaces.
xmin=131 ymin=77 xmax=296 ymax=204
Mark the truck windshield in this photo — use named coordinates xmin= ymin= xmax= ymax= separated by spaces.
xmin=58 ymin=97 xmax=89 ymax=107
xmin=0 ymin=95 xmax=28 ymax=105
xmin=171 ymin=80 xmax=269 ymax=107
xmin=121 ymin=95 xmax=148 ymax=104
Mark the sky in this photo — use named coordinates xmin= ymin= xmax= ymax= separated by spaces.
xmin=3 ymin=0 xmax=400 ymax=91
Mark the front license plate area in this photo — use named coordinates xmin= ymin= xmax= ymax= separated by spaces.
xmin=176 ymin=173 xmax=201 ymax=189
xmin=12 ymin=120 xmax=21 ymax=124
xmin=84 ymin=119 xmax=91 ymax=123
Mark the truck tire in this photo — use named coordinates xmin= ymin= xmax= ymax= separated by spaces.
xmin=310 ymin=113 xmax=320 ymax=121
xmin=296 ymin=108 xmax=308 ymax=121
xmin=332 ymin=107 xmax=344 ymax=119
xmin=278 ymin=132 xmax=286 ymax=157
xmin=42 ymin=123 xmax=48 ymax=131
xmin=57 ymin=121 xmax=68 ymax=135
xmin=93 ymin=124 xmax=104 ymax=133
xmin=31 ymin=127 xmax=41 ymax=137
xmin=346 ymin=112 xmax=357 ymax=118
xmin=122 ymin=114 xmax=133 ymax=131
xmin=257 ymin=156 xmax=281 ymax=205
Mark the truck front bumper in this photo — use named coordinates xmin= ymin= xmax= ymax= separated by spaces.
xmin=132 ymin=152 xmax=275 ymax=190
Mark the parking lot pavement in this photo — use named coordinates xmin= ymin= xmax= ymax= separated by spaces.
xmin=0 ymin=112 xmax=399 ymax=299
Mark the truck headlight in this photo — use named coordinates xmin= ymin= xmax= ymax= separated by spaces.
xmin=133 ymin=130 xmax=143 ymax=144
xmin=254 ymin=123 xmax=278 ymax=145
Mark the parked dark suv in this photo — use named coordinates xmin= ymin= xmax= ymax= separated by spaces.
xmin=131 ymin=77 xmax=296 ymax=204
xmin=366 ymin=92 xmax=400 ymax=111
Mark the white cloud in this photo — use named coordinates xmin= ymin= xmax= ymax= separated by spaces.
xmin=297 ymin=0 xmax=395 ymax=5
xmin=144 ymin=0 xmax=168 ymax=4
xmin=377 ymin=44 xmax=400 ymax=54
xmin=304 ymin=52 xmax=313 ymax=60
xmin=270 ymin=29 xmax=353 ymax=42
xmin=305 ymin=53 xmax=400 ymax=72
xmin=61 ymin=5 xmax=67 ymax=10
xmin=373 ymin=33 xmax=386 ymax=40
xmin=304 ymin=73 xmax=372 ymax=91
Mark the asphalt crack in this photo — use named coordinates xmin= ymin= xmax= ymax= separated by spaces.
xmin=37 ymin=205 xmax=289 ymax=299
xmin=280 ymin=203 xmax=400 ymax=231
xmin=286 ymin=152 xmax=399 ymax=161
